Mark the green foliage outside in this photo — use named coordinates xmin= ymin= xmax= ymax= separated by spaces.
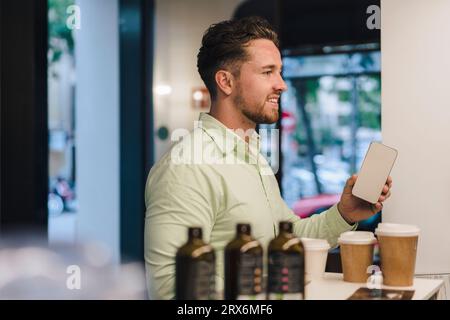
xmin=293 ymin=74 xmax=381 ymax=153
xmin=48 ymin=0 xmax=75 ymax=64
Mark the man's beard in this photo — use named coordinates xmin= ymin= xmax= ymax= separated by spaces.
xmin=233 ymin=86 xmax=279 ymax=125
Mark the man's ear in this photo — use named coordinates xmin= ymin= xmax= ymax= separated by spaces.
xmin=215 ymin=70 xmax=234 ymax=96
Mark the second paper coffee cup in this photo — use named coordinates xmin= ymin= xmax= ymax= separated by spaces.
xmin=338 ymin=231 xmax=376 ymax=283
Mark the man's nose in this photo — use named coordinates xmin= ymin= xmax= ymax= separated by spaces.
xmin=274 ymin=73 xmax=288 ymax=92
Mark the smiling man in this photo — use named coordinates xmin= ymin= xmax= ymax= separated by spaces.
xmin=144 ymin=16 xmax=392 ymax=300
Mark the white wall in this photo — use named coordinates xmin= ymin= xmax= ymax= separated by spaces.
xmin=382 ymin=0 xmax=450 ymax=274
xmin=71 ymin=0 xmax=242 ymax=262
xmin=154 ymin=0 xmax=244 ymax=160
xmin=74 ymin=0 xmax=120 ymax=263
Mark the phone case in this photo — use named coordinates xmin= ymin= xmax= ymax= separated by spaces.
xmin=351 ymin=142 xmax=398 ymax=204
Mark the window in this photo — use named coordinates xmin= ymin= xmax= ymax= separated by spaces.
xmin=47 ymin=0 xmax=77 ymax=243
xmin=266 ymin=45 xmax=381 ymax=231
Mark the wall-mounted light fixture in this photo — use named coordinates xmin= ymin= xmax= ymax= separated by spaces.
xmin=154 ymin=85 xmax=172 ymax=96
xmin=192 ymin=87 xmax=210 ymax=109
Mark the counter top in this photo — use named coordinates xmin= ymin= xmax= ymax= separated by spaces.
xmin=305 ymin=273 xmax=444 ymax=300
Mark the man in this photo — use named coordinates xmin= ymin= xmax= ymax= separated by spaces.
xmin=144 ymin=16 xmax=392 ymax=299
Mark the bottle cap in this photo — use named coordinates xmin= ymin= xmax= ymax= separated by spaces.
xmin=236 ymin=223 xmax=251 ymax=235
xmin=279 ymin=221 xmax=293 ymax=233
xmin=188 ymin=227 xmax=202 ymax=239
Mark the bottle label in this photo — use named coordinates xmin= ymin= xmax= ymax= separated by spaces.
xmin=237 ymin=293 xmax=266 ymax=300
xmin=267 ymin=251 xmax=304 ymax=299
xmin=236 ymin=252 xmax=264 ymax=298
xmin=267 ymin=293 xmax=304 ymax=300
xmin=187 ymin=260 xmax=216 ymax=300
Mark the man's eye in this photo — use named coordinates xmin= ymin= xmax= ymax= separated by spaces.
xmin=263 ymin=71 xmax=272 ymax=75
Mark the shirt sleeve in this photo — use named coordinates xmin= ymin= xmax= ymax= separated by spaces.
xmin=144 ymin=162 xmax=221 ymax=299
xmin=277 ymin=199 xmax=357 ymax=248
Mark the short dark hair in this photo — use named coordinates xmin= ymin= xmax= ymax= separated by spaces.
xmin=197 ymin=16 xmax=279 ymax=101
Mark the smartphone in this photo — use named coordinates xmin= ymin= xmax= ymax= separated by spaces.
xmin=351 ymin=142 xmax=398 ymax=204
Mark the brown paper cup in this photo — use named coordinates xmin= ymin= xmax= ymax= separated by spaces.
xmin=338 ymin=231 xmax=376 ymax=283
xmin=377 ymin=235 xmax=418 ymax=286
xmin=375 ymin=223 xmax=420 ymax=287
xmin=340 ymin=243 xmax=374 ymax=283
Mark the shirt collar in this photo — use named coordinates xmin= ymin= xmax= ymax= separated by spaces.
xmin=197 ymin=112 xmax=260 ymax=158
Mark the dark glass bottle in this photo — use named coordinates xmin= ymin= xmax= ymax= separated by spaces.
xmin=267 ymin=221 xmax=305 ymax=300
xmin=175 ymin=227 xmax=216 ymax=300
xmin=224 ymin=224 xmax=264 ymax=300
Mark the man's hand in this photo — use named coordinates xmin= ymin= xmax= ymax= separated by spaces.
xmin=337 ymin=175 xmax=393 ymax=224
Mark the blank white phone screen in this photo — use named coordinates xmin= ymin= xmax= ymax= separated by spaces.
xmin=351 ymin=142 xmax=398 ymax=204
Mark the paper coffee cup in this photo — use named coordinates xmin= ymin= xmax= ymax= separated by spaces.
xmin=338 ymin=231 xmax=376 ymax=283
xmin=301 ymin=238 xmax=330 ymax=282
xmin=375 ymin=223 xmax=420 ymax=287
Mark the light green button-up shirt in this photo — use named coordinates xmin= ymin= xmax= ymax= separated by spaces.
xmin=144 ymin=112 xmax=356 ymax=299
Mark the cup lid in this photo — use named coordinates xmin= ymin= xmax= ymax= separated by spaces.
xmin=338 ymin=231 xmax=376 ymax=245
xmin=301 ymin=238 xmax=330 ymax=250
xmin=375 ymin=223 xmax=420 ymax=237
